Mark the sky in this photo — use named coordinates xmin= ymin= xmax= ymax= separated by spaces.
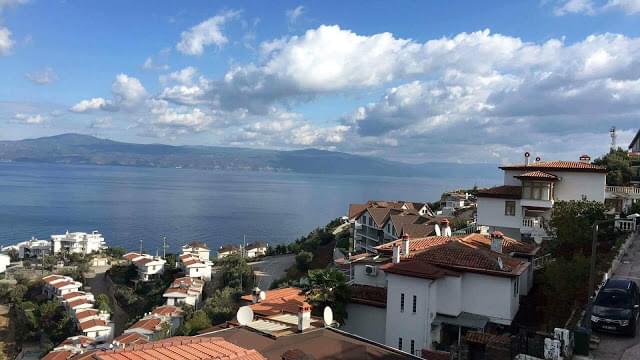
xmin=1 ymin=0 xmax=639 ymax=164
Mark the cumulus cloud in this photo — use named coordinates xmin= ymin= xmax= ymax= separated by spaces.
xmin=0 ymin=27 xmax=13 ymax=55
xmin=604 ymin=0 xmax=640 ymax=14
xmin=12 ymin=112 xmax=45 ymax=124
xmin=89 ymin=117 xmax=113 ymax=129
xmin=552 ymin=0 xmax=640 ymax=15
xmin=554 ymin=0 xmax=596 ymax=15
xmin=142 ymin=48 xmax=171 ymax=70
xmin=286 ymin=5 xmax=304 ymax=24
xmin=160 ymin=66 xmax=198 ymax=85
xmin=25 ymin=67 xmax=57 ymax=85
xmin=176 ymin=10 xmax=240 ymax=55
xmin=71 ymin=74 xmax=146 ymax=113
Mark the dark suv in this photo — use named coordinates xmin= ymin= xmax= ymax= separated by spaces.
xmin=591 ymin=278 xmax=640 ymax=336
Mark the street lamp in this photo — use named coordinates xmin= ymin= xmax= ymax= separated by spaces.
xmin=585 ymin=218 xmax=617 ymax=330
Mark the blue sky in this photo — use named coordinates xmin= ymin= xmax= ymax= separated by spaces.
xmin=1 ymin=0 xmax=639 ymax=163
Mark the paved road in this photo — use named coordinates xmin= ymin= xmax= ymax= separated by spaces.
xmin=249 ymin=254 xmax=295 ymax=290
xmin=592 ymin=232 xmax=640 ymax=360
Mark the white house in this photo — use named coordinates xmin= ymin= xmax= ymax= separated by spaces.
xmin=245 ymin=242 xmax=268 ymax=258
xmin=0 ymin=254 xmax=10 ymax=274
xmin=123 ymin=317 xmax=169 ymax=341
xmin=42 ymin=274 xmax=83 ymax=297
xmin=51 ymin=230 xmax=106 ymax=256
xmin=149 ymin=305 xmax=185 ymax=335
xmin=181 ymin=241 xmax=210 ymax=262
xmin=217 ymin=244 xmax=240 ymax=259
xmin=79 ymin=319 xmax=113 ymax=342
xmin=178 ymin=253 xmax=212 ymax=281
xmin=476 ymin=154 xmax=607 ymax=241
xmin=163 ymin=277 xmax=204 ymax=308
xmin=123 ymin=252 xmax=166 ymax=281
xmin=62 ymin=291 xmax=95 ymax=304
xmin=3 ymin=237 xmax=52 ymax=259
xmin=342 ymin=232 xmax=534 ymax=355
xmin=439 ymin=192 xmax=474 ymax=216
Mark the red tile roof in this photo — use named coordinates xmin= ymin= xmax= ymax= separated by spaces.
xmin=79 ymin=319 xmax=108 ymax=331
xmin=123 ymin=252 xmax=141 ymax=261
xmin=376 ymin=236 xmax=453 ymax=253
xmin=61 ymin=336 xmax=94 ymax=346
xmin=42 ymin=350 xmax=73 ymax=360
xmin=500 ymin=160 xmax=607 ymax=172
xmin=185 ymin=241 xmax=209 ymax=249
xmin=113 ymin=332 xmax=149 ymax=346
xmin=349 ymin=285 xmax=387 ymax=308
xmin=91 ymin=336 xmax=266 ymax=360
xmin=128 ymin=318 xmax=161 ymax=331
xmin=67 ymin=299 xmax=92 ymax=309
xmin=240 ymin=287 xmax=307 ymax=316
xmin=381 ymin=259 xmax=459 ymax=280
xmin=151 ymin=305 xmax=185 ymax=317
xmin=43 ymin=274 xmax=66 ymax=283
xmin=348 ymin=203 xmax=368 ymax=219
xmin=422 ymin=349 xmax=450 ymax=360
xmin=514 ymin=171 xmax=559 ymax=180
xmin=76 ymin=309 xmax=99 ymax=320
xmin=63 ymin=291 xmax=86 ymax=300
xmin=461 ymin=233 xmax=537 ymax=255
xmin=134 ymin=257 xmax=153 ymax=266
xmin=53 ymin=280 xmax=80 ymax=289
xmin=477 ymin=185 xmax=522 ymax=199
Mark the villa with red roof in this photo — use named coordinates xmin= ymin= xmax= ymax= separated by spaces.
xmin=122 ymin=252 xmax=167 ymax=281
xmin=163 ymin=277 xmax=205 ymax=307
xmin=476 ymin=153 xmax=608 ymax=242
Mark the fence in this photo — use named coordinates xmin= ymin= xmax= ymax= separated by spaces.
xmin=615 ymin=218 xmax=637 ymax=232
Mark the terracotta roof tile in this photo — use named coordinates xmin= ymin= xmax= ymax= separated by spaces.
xmin=113 ymin=332 xmax=149 ymax=346
xmin=128 ymin=318 xmax=161 ymax=331
xmin=123 ymin=252 xmax=142 ymax=261
xmin=79 ymin=319 xmax=108 ymax=331
xmin=63 ymin=292 xmax=86 ymax=300
xmin=500 ymin=160 xmax=607 ymax=172
xmin=152 ymin=305 xmax=185 ymax=317
xmin=348 ymin=203 xmax=368 ymax=219
xmin=240 ymin=287 xmax=307 ymax=316
xmin=185 ymin=241 xmax=209 ymax=249
xmin=76 ymin=309 xmax=99 ymax=320
xmin=53 ymin=280 xmax=80 ymax=289
xmin=68 ymin=299 xmax=92 ymax=309
xmin=134 ymin=257 xmax=153 ymax=266
xmin=515 ymin=170 xmax=559 ymax=180
xmin=349 ymin=285 xmax=387 ymax=308
xmin=477 ymin=185 xmax=522 ymax=199
xmin=42 ymin=350 xmax=73 ymax=360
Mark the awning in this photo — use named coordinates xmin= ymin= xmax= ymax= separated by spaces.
xmin=433 ymin=312 xmax=489 ymax=329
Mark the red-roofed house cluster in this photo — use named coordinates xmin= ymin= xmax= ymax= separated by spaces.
xmin=178 ymin=241 xmax=213 ymax=281
xmin=163 ymin=276 xmax=205 ymax=308
xmin=122 ymin=252 xmax=167 ymax=282
xmin=339 ymin=231 xmax=538 ymax=356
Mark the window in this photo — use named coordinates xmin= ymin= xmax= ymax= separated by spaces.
xmin=400 ymin=293 xmax=405 ymax=312
xmin=387 ymin=223 xmax=391 ymax=233
xmin=514 ymin=277 xmax=520 ymax=297
xmin=411 ymin=340 xmax=415 ymax=354
xmin=412 ymin=295 xmax=417 ymax=313
xmin=504 ymin=200 xmax=516 ymax=216
xmin=398 ymin=337 xmax=403 ymax=350
xmin=581 ymin=194 xmax=588 ymax=201
xmin=522 ymin=181 xmax=551 ymax=200
xmin=369 ymin=217 xmax=373 ymax=226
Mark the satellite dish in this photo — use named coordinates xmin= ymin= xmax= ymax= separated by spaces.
xmin=259 ymin=291 xmax=267 ymax=301
xmin=323 ymin=306 xmax=334 ymax=327
xmin=434 ymin=224 xmax=441 ymax=236
xmin=236 ymin=306 xmax=254 ymax=326
xmin=497 ymin=257 xmax=504 ymax=270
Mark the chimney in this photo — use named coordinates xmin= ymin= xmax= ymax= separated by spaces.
xmin=535 ymin=156 xmax=541 ymax=162
xmin=297 ymin=302 xmax=311 ymax=332
xmin=524 ymin=152 xmax=530 ymax=166
xmin=401 ymin=233 xmax=410 ymax=257
xmin=441 ymin=218 xmax=452 ymax=237
xmin=490 ymin=231 xmax=504 ymax=254
xmin=579 ymin=154 xmax=591 ymax=163
xmin=392 ymin=244 xmax=401 ymax=264
xmin=252 ymin=287 xmax=261 ymax=304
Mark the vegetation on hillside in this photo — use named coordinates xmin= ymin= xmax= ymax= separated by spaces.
xmin=593 ymin=148 xmax=633 ymax=186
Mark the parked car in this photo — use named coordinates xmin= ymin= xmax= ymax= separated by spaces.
xmin=591 ymin=278 xmax=640 ymax=336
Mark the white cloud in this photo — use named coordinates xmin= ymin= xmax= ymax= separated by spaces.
xmin=148 ymin=99 xmax=213 ymax=134
xmin=604 ymin=0 xmax=640 ymax=14
xmin=552 ymin=0 xmax=640 ymax=15
xmin=0 ymin=0 xmax=28 ymax=12
xmin=12 ymin=112 xmax=45 ymax=124
xmin=554 ymin=0 xmax=596 ymax=15
xmin=0 ymin=27 xmax=13 ymax=55
xmin=111 ymin=74 xmax=147 ymax=108
xmin=89 ymin=117 xmax=113 ymax=129
xmin=142 ymin=48 xmax=171 ymax=70
xmin=159 ymin=66 xmax=197 ymax=85
xmin=286 ymin=5 xmax=304 ymax=24
xmin=25 ymin=67 xmax=57 ymax=85
xmin=176 ymin=10 xmax=240 ymax=55
xmin=70 ymin=98 xmax=111 ymax=113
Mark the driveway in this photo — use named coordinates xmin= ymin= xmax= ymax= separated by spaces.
xmin=248 ymin=254 xmax=295 ymax=290
xmin=591 ymin=232 xmax=640 ymax=360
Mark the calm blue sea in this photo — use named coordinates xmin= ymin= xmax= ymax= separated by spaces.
xmin=0 ymin=162 xmax=495 ymax=253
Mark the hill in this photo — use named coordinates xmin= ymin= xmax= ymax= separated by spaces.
xmin=0 ymin=133 xmax=498 ymax=179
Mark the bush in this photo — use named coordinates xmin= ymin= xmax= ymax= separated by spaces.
xmin=177 ymin=310 xmax=211 ymax=335
xmin=295 ymin=251 xmax=314 ymax=273
xmin=203 ymin=287 xmax=240 ymax=325
xmin=95 ymin=294 xmax=111 ymax=313
xmin=542 ymin=255 xmax=590 ymax=328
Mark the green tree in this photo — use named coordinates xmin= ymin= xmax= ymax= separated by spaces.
xmin=203 ymin=287 xmax=239 ymax=325
xmin=306 ymin=267 xmax=350 ymax=324
xmin=542 ymin=255 xmax=591 ymax=328
xmin=218 ymin=254 xmax=253 ymax=291
xmin=550 ymin=200 xmax=607 ymax=259
xmin=295 ymin=251 xmax=314 ymax=273
xmin=104 ymin=247 xmax=127 ymax=259
xmin=177 ymin=310 xmax=210 ymax=335
xmin=95 ymin=294 xmax=111 ymax=313
xmin=593 ymin=148 xmax=633 ymax=186
xmin=10 ymin=284 xmax=27 ymax=304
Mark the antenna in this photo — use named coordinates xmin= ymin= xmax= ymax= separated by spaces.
xmin=162 ymin=236 xmax=169 ymax=259
xmin=610 ymin=126 xmax=617 ymax=151
xmin=236 ymin=306 xmax=254 ymax=326
xmin=323 ymin=306 xmax=334 ymax=327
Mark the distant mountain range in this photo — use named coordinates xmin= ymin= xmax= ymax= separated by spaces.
xmin=0 ymin=133 xmax=499 ymax=179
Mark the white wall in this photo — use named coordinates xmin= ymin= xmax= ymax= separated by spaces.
xmin=503 ymin=170 xmax=523 ymax=186
xmin=343 ymin=303 xmax=386 ymax=344
xmin=553 ymin=171 xmax=605 ymax=202
xmin=461 ymin=273 xmax=514 ymax=325
xmin=477 ymin=197 xmax=522 ymax=229
xmin=435 ymin=276 xmax=461 ymax=316
xmin=385 ymin=274 xmax=433 ymax=354
xmin=352 ymin=263 xmax=387 ymax=287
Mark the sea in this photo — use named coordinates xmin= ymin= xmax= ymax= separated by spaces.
xmin=0 ymin=162 xmax=497 ymax=253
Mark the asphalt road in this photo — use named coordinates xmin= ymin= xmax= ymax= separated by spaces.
xmin=249 ymin=254 xmax=295 ymax=290
xmin=591 ymin=232 xmax=640 ymax=360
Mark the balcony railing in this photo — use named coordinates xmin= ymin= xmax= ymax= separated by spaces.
xmin=606 ymin=185 xmax=640 ymax=195
xmin=522 ymin=217 xmax=544 ymax=229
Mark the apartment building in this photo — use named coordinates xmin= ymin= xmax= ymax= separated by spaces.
xmin=3 ymin=237 xmax=52 ymax=259
xmin=341 ymin=232 xmax=536 ymax=356
xmin=348 ymin=200 xmax=437 ymax=253
xmin=51 ymin=230 xmax=106 ymax=255
xmin=42 ymin=274 xmax=83 ymax=297
xmin=179 ymin=242 xmax=213 ymax=280
xmin=245 ymin=241 xmax=268 ymax=258
xmin=630 ymin=128 xmax=640 ymax=186
xmin=476 ymin=154 xmax=607 ymax=241
xmin=181 ymin=241 xmax=211 ymax=261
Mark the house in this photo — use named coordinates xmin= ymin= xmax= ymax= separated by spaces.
xmin=178 ymin=253 xmax=212 ymax=281
xmin=0 ymin=253 xmax=10 ymax=274
xmin=439 ymin=192 xmax=475 ymax=216
xmin=348 ymin=200 xmax=437 ymax=253
xmin=630 ymin=127 xmax=640 ymax=185
xmin=245 ymin=242 xmax=268 ymax=258
xmin=150 ymin=305 xmax=185 ymax=335
xmin=42 ymin=274 xmax=83 ymax=297
xmin=217 ymin=244 xmax=240 ymax=259
xmin=163 ymin=277 xmax=205 ymax=307
xmin=67 ymin=299 xmax=95 ymax=313
xmin=51 ymin=230 xmax=106 ymax=255
xmin=62 ymin=291 xmax=95 ymax=304
xmin=79 ymin=319 xmax=113 ymax=342
xmin=182 ymin=241 xmax=211 ymax=262
xmin=122 ymin=252 xmax=166 ymax=281
xmin=476 ymin=153 xmax=607 ymax=241
xmin=239 ymin=287 xmax=307 ymax=316
xmin=341 ymin=232 xmax=535 ymax=356
xmin=123 ymin=317 xmax=169 ymax=341
xmin=112 ymin=332 xmax=149 ymax=349
xmin=3 ymin=237 xmax=52 ymax=259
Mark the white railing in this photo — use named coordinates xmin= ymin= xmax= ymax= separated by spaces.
xmin=606 ymin=186 xmax=640 ymax=196
xmin=522 ymin=217 xmax=544 ymax=229
xmin=452 ymin=222 xmax=477 ymax=235
xmin=615 ymin=218 xmax=637 ymax=232
xmin=533 ymin=254 xmax=553 ymax=270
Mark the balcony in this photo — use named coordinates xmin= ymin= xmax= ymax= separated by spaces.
xmin=521 ymin=217 xmax=551 ymax=242
xmin=606 ymin=185 xmax=640 ymax=197
xmin=520 ymin=198 xmax=554 ymax=209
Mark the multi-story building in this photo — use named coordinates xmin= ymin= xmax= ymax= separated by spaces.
xmin=476 ymin=154 xmax=607 ymax=241
xmin=630 ymin=129 xmax=640 ymax=186
xmin=178 ymin=253 xmax=212 ymax=281
xmin=217 ymin=244 xmax=241 ymax=259
xmin=340 ymin=232 xmax=537 ymax=356
xmin=3 ymin=237 xmax=52 ymax=259
xmin=245 ymin=242 xmax=268 ymax=258
xmin=439 ymin=192 xmax=475 ymax=216
xmin=181 ymin=241 xmax=211 ymax=262
xmin=163 ymin=276 xmax=205 ymax=308
xmin=51 ymin=230 xmax=106 ymax=255
xmin=42 ymin=274 xmax=83 ymax=297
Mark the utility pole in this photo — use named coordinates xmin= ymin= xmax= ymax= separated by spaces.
xmin=586 ymin=218 xmax=617 ymax=330
xmin=243 ymin=234 xmax=247 ymax=259
xmin=139 ymin=239 xmax=143 ymax=255
xmin=162 ymin=236 xmax=169 ymax=259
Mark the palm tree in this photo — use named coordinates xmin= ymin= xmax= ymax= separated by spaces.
xmin=306 ymin=267 xmax=350 ymax=324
